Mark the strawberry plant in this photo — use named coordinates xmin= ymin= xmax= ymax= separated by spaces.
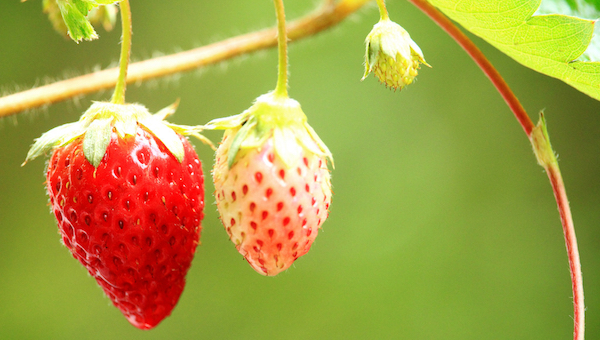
xmin=1 ymin=0 xmax=599 ymax=339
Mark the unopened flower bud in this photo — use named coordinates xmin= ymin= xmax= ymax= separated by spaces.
xmin=362 ymin=19 xmax=429 ymax=90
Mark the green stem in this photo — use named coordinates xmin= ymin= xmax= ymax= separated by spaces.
xmin=273 ymin=0 xmax=289 ymax=98
xmin=546 ymin=164 xmax=585 ymax=340
xmin=530 ymin=115 xmax=585 ymax=340
xmin=111 ymin=0 xmax=132 ymax=105
xmin=376 ymin=0 xmax=389 ymax=20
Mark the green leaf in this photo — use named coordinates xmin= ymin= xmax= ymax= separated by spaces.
xmin=537 ymin=0 xmax=600 ymax=61
xmin=41 ymin=0 xmax=119 ymax=37
xmin=56 ymin=0 xmax=99 ymax=42
xmin=546 ymin=0 xmax=600 ymax=12
xmin=427 ymin=0 xmax=600 ymax=100
xmin=94 ymin=0 xmax=121 ymax=4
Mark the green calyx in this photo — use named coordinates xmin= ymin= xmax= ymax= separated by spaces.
xmin=205 ymin=91 xmax=333 ymax=169
xmin=24 ymin=101 xmax=208 ymax=168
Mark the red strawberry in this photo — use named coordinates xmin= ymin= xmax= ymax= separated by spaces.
xmin=208 ymin=92 xmax=333 ymax=276
xmin=25 ymin=102 xmax=207 ymax=329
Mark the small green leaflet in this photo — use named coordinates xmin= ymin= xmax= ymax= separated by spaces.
xmin=54 ymin=0 xmax=121 ymax=42
xmin=56 ymin=0 xmax=97 ymax=42
xmin=427 ymin=0 xmax=600 ymax=101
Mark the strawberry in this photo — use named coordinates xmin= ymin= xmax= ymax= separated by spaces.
xmin=25 ymin=101 xmax=208 ymax=329
xmin=208 ymin=92 xmax=333 ymax=276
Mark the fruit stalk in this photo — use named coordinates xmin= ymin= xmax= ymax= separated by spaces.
xmin=408 ymin=0 xmax=584 ymax=339
xmin=274 ymin=0 xmax=288 ymax=98
xmin=375 ymin=0 xmax=389 ymax=20
xmin=111 ymin=0 xmax=132 ymax=105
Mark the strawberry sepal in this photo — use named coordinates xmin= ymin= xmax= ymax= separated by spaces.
xmin=205 ymin=91 xmax=333 ymax=169
xmin=82 ymin=117 xmax=113 ymax=167
xmin=25 ymin=101 xmax=209 ymax=167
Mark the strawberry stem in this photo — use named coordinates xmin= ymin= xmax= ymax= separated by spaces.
xmin=530 ymin=115 xmax=585 ymax=340
xmin=376 ymin=0 xmax=389 ymax=21
xmin=111 ymin=0 xmax=132 ymax=105
xmin=546 ymin=164 xmax=585 ymax=340
xmin=273 ymin=0 xmax=289 ymax=99
xmin=408 ymin=1 xmax=585 ymax=339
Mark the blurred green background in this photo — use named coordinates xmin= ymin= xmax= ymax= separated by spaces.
xmin=1 ymin=1 xmax=599 ymax=339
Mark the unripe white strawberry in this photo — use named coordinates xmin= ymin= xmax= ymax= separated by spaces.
xmin=208 ymin=92 xmax=333 ymax=276
xmin=362 ymin=19 xmax=429 ymax=90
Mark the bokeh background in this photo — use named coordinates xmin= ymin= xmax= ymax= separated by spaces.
xmin=1 ymin=1 xmax=599 ymax=339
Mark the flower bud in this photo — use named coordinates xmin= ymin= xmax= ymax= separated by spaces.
xmin=362 ymin=19 xmax=429 ymax=90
